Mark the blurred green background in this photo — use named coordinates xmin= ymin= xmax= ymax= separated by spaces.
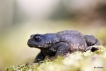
xmin=0 ymin=0 xmax=106 ymax=70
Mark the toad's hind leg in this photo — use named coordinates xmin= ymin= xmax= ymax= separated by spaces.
xmin=84 ymin=35 xmax=100 ymax=46
xmin=53 ymin=42 xmax=70 ymax=58
xmin=84 ymin=35 xmax=100 ymax=52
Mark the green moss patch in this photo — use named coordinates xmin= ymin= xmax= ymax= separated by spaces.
xmin=5 ymin=46 xmax=106 ymax=71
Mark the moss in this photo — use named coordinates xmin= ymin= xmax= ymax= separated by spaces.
xmin=4 ymin=46 xmax=106 ymax=71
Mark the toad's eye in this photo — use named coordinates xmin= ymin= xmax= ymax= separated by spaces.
xmin=34 ymin=35 xmax=41 ymax=42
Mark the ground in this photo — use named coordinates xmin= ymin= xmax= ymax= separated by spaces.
xmin=5 ymin=46 xmax=106 ymax=71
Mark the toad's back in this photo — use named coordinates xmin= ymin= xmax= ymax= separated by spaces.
xmin=57 ymin=30 xmax=87 ymax=52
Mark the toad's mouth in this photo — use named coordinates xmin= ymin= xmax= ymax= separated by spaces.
xmin=27 ymin=39 xmax=34 ymax=47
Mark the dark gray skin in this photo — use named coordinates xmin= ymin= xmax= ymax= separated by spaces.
xmin=27 ymin=30 xmax=100 ymax=63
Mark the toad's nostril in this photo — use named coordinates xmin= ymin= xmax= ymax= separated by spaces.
xmin=30 ymin=34 xmax=35 ymax=38
xmin=27 ymin=39 xmax=33 ymax=47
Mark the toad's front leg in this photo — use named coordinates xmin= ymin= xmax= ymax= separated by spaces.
xmin=34 ymin=51 xmax=45 ymax=63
